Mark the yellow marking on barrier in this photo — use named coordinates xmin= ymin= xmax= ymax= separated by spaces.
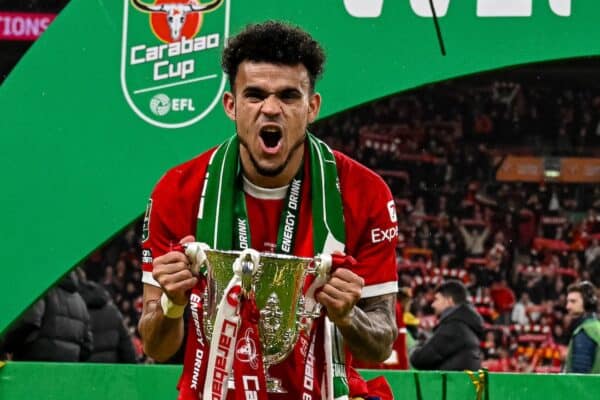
xmin=465 ymin=369 xmax=487 ymax=400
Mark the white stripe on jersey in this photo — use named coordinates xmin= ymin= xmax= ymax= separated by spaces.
xmin=142 ymin=270 xmax=160 ymax=287
xmin=361 ymin=280 xmax=398 ymax=298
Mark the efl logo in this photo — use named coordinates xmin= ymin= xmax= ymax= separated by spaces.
xmin=149 ymin=93 xmax=196 ymax=116
xmin=121 ymin=0 xmax=229 ymax=128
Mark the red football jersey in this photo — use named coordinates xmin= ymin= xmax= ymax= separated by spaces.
xmin=142 ymin=146 xmax=399 ymax=399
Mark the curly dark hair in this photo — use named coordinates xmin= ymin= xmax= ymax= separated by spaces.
xmin=221 ymin=21 xmax=326 ymax=91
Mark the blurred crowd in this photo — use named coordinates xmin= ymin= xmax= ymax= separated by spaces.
xmin=314 ymin=77 xmax=600 ymax=373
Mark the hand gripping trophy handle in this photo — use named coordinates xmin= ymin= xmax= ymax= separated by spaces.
xmin=182 ymin=242 xmax=211 ymax=276
xmin=298 ymin=253 xmax=333 ymax=331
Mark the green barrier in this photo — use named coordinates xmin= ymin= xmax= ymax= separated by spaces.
xmin=1 ymin=363 xmax=600 ymax=399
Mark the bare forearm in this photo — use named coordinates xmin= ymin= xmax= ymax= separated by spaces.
xmin=336 ymin=293 xmax=397 ymax=362
xmin=138 ymin=299 xmax=185 ymax=362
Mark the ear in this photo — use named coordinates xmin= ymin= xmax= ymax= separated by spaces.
xmin=307 ymin=92 xmax=322 ymax=123
xmin=222 ymin=91 xmax=236 ymax=121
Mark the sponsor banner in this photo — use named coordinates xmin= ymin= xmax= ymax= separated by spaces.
xmin=496 ymin=156 xmax=543 ymax=182
xmin=498 ymin=156 xmax=600 ymax=183
xmin=0 ymin=12 xmax=56 ymax=41
xmin=560 ymin=158 xmax=600 ymax=183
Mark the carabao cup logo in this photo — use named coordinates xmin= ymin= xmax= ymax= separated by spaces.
xmin=121 ymin=0 xmax=229 ymax=128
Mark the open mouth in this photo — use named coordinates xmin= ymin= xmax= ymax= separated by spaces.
xmin=259 ymin=127 xmax=282 ymax=149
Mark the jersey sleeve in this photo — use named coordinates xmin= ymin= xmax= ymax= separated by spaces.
xmin=141 ymin=152 xmax=212 ymax=287
xmin=141 ymin=173 xmax=179 ymax=287
xmin=337 ymin=153 xmax=399 ymax=298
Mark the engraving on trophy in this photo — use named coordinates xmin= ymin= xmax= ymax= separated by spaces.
xmin=202 ymin=286 xmax=214 ymax=338
xmin=260 ymin=293 xmax=283 ymax=348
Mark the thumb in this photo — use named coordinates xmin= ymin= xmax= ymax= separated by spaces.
xmin=179 ymin=235 xmax=196 ymax=244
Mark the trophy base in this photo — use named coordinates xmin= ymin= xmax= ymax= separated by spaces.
xmin=266 ymin=377 xmax=287 ymax=393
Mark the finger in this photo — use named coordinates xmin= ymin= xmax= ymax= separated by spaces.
xmin=326 ymin=276 xmax=363 ymax=291
xmin=154 ymin=251 xmax=189 ymax=266
xmin=319 ymin=283 xmax=346 ymax=300
xmin=179 ymin=235 xmax=196 ymax=244
xmin=316 ymin=290 xmax=342 ymax=308
xmin=316 ymin=291 xmax=352 ymax=319
xmin=153 ymin=260 xmax=191 ymax=276
xmin=158 ymin=268 xmax=195 ymax=287
xmin=163 ymin=277 xmax=198 ymax=300
xmin=331 ymin=268 xmax=364 ymax=287
xmin=319 ymin=283 xmax=361 ymax=306
xmin=165 ymin=277 xmax=198 ymax=293
xmin=153 ymin=260 xmax=193 ymax=284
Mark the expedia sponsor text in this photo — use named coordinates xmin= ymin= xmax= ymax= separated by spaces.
xmin=371 ymin=226 xmax=399 ymax=243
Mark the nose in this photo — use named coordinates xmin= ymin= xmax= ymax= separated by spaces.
xmin=260 ymin=94 xmax=281 ymax=116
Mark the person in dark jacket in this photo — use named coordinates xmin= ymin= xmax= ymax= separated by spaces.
xmin=410 ymin=279 xmax=484 ymax=371
xmin=79 ymin=280 xmax=137 ymax=363
xmin=0 ymin=272 xmax=93 ymax=361
xmin=565 ymin=281 xmax=600 ymax=373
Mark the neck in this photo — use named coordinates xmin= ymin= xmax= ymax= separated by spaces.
xmin=240 ymin=143 xmax=304 ymax=188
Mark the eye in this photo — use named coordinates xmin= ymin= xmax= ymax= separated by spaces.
xmin=280 ymin=90 xmax=301 ymax=101
xmin=168 ymin=16 xmax=173 ymax=22
xmin=244 ymin=90 xmax=265 ymax=102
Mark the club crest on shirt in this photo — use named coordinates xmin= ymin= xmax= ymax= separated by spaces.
xmin=387 ymin=199 xmax=397 ymax=223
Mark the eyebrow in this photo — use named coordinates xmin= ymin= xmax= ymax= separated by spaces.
xmin=242 ymin=86 xmax=302 ymax=96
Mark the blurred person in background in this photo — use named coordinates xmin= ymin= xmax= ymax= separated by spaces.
xmin=79 ymin=273 xmax=138 ymax=363
xmin=410 ymin=280 xmax=483 ymax=371
xmin=0 ymin=271 xmax=92 ymax=362
xmin=565 ymin=281 xmax=600 ymax=373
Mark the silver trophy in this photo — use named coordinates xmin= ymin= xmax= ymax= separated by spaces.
xmin=185 ymin=244 xmax=331 ymax=393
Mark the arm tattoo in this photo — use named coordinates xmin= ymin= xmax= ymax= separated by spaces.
xmin=336 ymin=293 xmax=397 ymax=362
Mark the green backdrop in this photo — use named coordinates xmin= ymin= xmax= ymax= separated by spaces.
xmin=1 ymin=0 xmax=599 ymax=336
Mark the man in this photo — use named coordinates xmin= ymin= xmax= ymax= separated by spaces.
xmin=565 ymin=281 xmax=600 ymax=373
xmin=138 ymin=21 xmax=398 ymax=399
xmin=410 ymin=280 xmax=483 ymax=371
xmin=79 ymin=279 xmax=138 ymax=363
xmin=0 ymin=272 xmax=92 ymax=362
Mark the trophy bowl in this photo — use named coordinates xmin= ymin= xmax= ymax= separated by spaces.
xmin=198 ymin=248 xmax=330 ymax=392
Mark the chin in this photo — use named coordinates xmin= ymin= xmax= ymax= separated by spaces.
xmin=252 ymin=159 xmax=285 ymax=177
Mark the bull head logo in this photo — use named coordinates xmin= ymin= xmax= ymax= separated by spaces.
xmin=131 ymin=0 xmax=224 ymax=41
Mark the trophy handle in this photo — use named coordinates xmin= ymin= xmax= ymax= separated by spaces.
xmin=183 ymin=242 xmax=210 ymax=276
xmin=234 ymin=248 xmax=261 ymax=295
xmin=297 ymin=253 xmax=333 ymax=330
